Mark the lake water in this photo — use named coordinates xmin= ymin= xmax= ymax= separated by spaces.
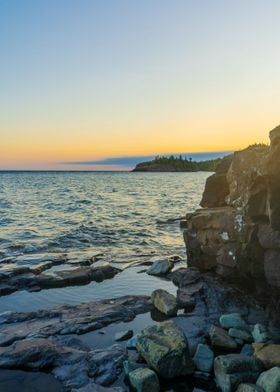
xmin=0 ymin=172 xmax=210 ymax=312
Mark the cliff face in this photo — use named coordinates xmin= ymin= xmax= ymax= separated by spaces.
xmin=184 ymin=126 xmax=280 ymax=303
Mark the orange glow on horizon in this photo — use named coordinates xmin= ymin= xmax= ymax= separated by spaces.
xmin=1 ymin=115 xmax=273 ymax=167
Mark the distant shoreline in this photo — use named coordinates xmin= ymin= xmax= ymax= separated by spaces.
xmin=131 ymin=154 xmax=231 ymax=172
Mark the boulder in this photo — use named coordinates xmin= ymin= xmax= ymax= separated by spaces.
xmin=219 ymin=313 xmax=248 ymax=330
xmin=240 ymin=344 xmax=254 ymax=356
xmin=123 ymin=360 xmax=148 ymax=377
xmin=136 ymin=321 xmax=194 ymax=379
xmin=214 ymin=354 xmax=264 ymax=392
xmin=253 ymin=343 xmax=280 ymax=369
xmin=252 ymin=324 xmax=271 ymax=343
xmin=169 ymin=267 xmax=201 ymax=287
xmin=129 ymin=368 xmax=160 ymax=392
xmin=228 ymin=328 xmax=252 ymax=342
xmin=236 ymin=384 xmax=264 ymax=392
xmin=257 ymin=367 xmax=280 ymax=392
xmin=147 ymin=260 xmax=173 ymax=276
xmin=193 ymin=343 xmax=214 ymax=373
xmin=114 ymin=330 xmax=133 ymax=342
xmin=209 ymin=326 xmax=238 ymax=349
xmin=201 ymin=172 xmax=230 ymax=208
xmin=151 ymin=289 xmax=177 ymax=317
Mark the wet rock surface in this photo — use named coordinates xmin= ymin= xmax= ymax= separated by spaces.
xmin=0 ymin=369 xmax=64 ymax=392
xmin=114 ymin=330 xmax=133 ymax=342
xmin=146 ymin=259 xmax=174 ymax=276
xmin=0 ymin=260 xmax=120 ymax=297
xmin=0 ymin=296 xmax=151 ymax=346
xmin=0 ymin=267 xmax=278 ymax=391
xmin=0 ymin=296 xmax=152 ymax=390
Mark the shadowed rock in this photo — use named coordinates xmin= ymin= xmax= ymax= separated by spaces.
xmin=183 ymin=125 xmax=280 ymax=316
xmin=214 ymin=354 xmax=264 ymax=392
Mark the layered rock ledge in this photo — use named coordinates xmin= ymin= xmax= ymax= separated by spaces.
xmin=0 ymin=262 xmax=119 ymax=296
xmin=183 ymin=125 xmax=280 ymax=318
xmin=0 ymin=295 xmax=151 ymax=346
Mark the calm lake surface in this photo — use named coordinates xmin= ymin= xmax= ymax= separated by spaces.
xmin=0 ymin=172 xmax=210 ymax=312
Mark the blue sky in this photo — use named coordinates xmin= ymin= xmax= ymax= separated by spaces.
xmin=0 ymin=1 xmax=279 ymax=169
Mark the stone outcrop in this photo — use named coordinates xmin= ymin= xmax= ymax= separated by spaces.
xmin=183 ymin=125 xmax=280 ymax=315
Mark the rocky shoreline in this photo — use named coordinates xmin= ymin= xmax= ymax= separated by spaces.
xmin=0 ymin=261 xmax=279 ymax=392
xmin=0 ymin=126 xmax=280 ymax=391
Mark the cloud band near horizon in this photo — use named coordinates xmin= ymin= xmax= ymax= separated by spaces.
xmin=61 ymin=151 xmax=232 ymax=166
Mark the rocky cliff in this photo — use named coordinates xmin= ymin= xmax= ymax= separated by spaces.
xmin=183 ymin=126 xmax=280 ymax=310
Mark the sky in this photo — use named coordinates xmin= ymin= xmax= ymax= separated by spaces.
xmin=1 ymin=0 xmax=280 ymax=170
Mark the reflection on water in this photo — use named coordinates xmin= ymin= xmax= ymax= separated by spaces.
xmin=0 ymin=172 xmax=210 ymax=312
